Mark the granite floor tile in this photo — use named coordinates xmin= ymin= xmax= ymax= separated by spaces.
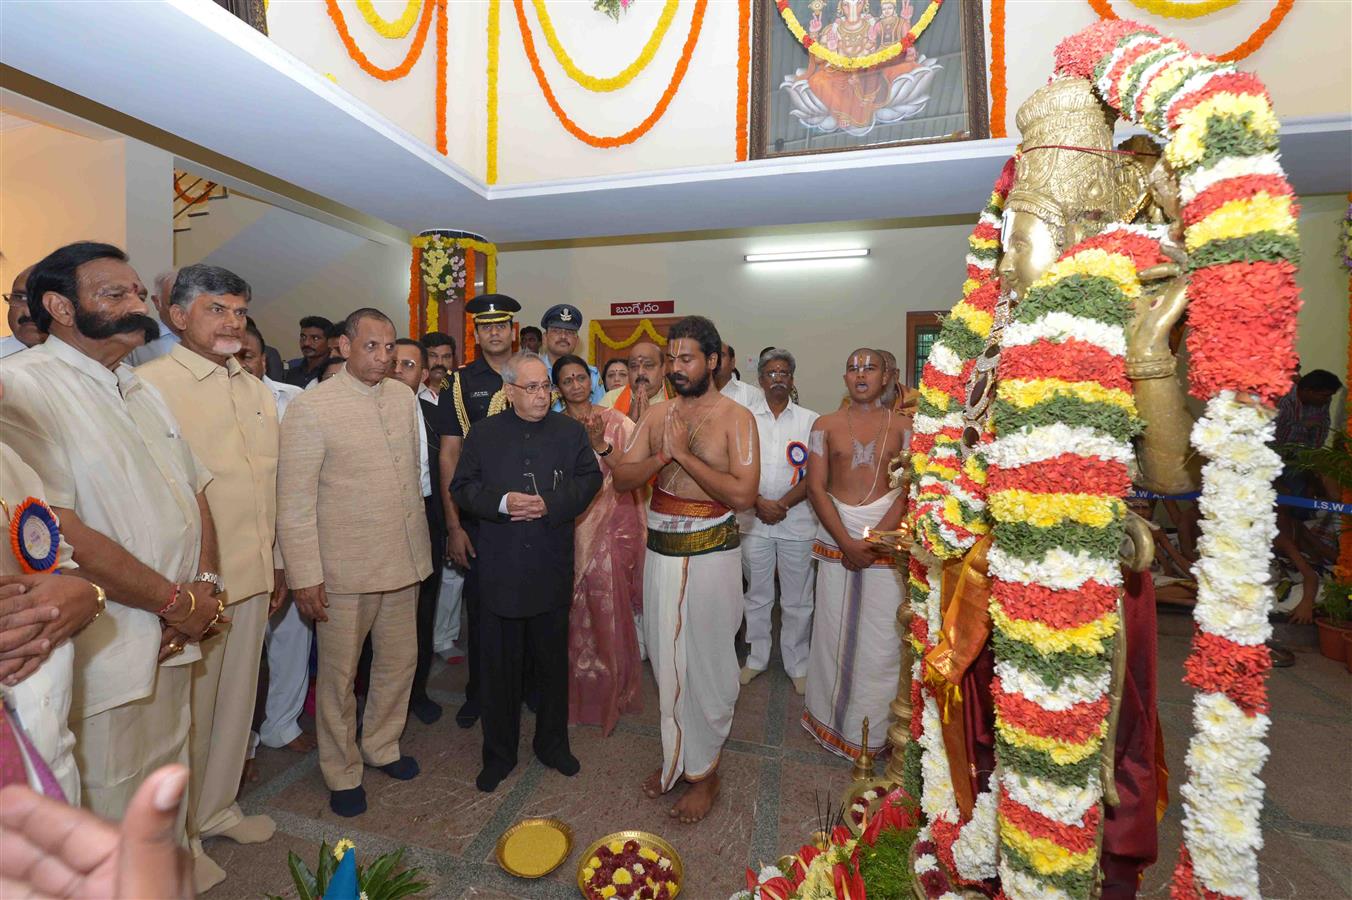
xmin=193 ymin=605 xmax=1348 ymax=899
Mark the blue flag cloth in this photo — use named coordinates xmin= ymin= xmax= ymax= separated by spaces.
xmin=323 ymin=848 xmax=358 ymax=900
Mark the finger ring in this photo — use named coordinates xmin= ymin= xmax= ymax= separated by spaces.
xmin=168 ymin=640 xmax=183 ymax=653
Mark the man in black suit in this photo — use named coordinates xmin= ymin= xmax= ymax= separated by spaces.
xmin=451 ymin=352 xmax=602 ymax=792
xmin=391 ymin=338 xmax=446 ymax=724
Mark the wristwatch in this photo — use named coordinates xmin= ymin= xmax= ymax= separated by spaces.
xmin=193 ymin=571 xmax=223 ymax=596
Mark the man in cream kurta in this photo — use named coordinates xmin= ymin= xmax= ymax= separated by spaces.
xmin=277 ymin=309 xmax=432 ymax=818
xmin=0 ymin=242 xmax=220 ymax=832
xmin=136 ymin=264 xmax=280 ymax=893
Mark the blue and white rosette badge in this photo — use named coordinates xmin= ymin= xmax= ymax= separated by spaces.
xmin=10 ymin=497 xmax=60 ymax=574
xmin=786 ymin=441 xmax=809 ymax=485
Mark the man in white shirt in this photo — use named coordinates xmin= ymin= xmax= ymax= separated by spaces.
xmin=1 ymin=266 xmax=43 ymax=359
xmin=235 ymin=323 xmax=314 ymax=757
xmin=715 ymin=342 xmax=766 ymax=412
xmin=737 ymin=349 xmax=818 ymax=694
xmin=126 ymin=270 xmax=181 ymax=367
xmin=0 ymin=242 xmax=222 ymax=830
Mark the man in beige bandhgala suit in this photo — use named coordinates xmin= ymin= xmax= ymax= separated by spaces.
xmin=0 ymin=243 xmax=222 ymax=837
xmin=277 ymin=308 xmax=431 ymax=818
xmin=136 ymin=264 xmax=281 ymax=893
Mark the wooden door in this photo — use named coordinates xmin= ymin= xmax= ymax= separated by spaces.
xmin=589 ymin=316 xmax=685 ymax=368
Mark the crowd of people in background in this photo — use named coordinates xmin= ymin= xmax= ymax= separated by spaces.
xmin=0 ymin=240 xmax=1343 ymax=893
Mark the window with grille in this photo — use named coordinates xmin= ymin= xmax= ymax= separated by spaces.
xmin=906 ymin=312 xmax=946 ymax=388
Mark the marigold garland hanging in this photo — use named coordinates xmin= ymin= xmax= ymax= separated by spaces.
xmin=988 ymin=0 xmax=1007 ymax=138
xmin=775 ymin=0 xmax=942 ymax=71
xmin=487 ymin=0 xmax=501 ymax=183
xmin=355 ymin=0 xmax=422 ymax=38
xmin=735 ymin=0 xmax=750 ymax=160
xmin=326 ymin=0 xmax=435 ymax=79
xmin=407 ymin=250 xmax=420 ymax=337
xmin=1087 ymin=0 xmax=1295 ymax=62
xmin=1122 ymin=0 xmax=1239 ymax=18
xmin=586 ymin=318 xmax=665 ymax=364
xmin=528 ymin=0 xmax=679 ymax=92
xmin=513 ymin=0 xmax=707 ymax=148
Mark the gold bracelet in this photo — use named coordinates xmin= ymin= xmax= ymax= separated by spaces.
xmin=205 ymin=595 xmax=225 ymax=631
xmin=1125 ymin=355 xmax=1177 ymax=380
xmin=168 ymin=589 xmax=197 ymax=627
xmin=86 ymin=582 xmax=107 ymax=626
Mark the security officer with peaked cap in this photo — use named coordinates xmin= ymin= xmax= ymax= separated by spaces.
xmin=539 ymin=303 xmax=603 ymax=405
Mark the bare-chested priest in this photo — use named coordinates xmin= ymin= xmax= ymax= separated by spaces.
xmin=612 ymin=316 xmax=759 ymax=823
xmin=802 ymin=348 xmax=910 ymax=759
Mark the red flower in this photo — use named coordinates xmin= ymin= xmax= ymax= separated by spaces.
xmin=993 ymin=678 xmax=1111 ymax=746
xmin=987 ymin=454 xmax=1130 ymax=498
xmin=1166 ymin=71 xmax=1271 ymax=131
xmin=833 ymin=860 xmax=866 ymax=900
xmin=998 ymin=339 xmax=1129 ymax=392
xmin=991 ymin=579 xmax=1119 ymax=630
xmin=999 ymin=788 xmax=1100 ymax=854
xmin=802 ymin=35 xmax=815 ymax=48
xmin=1186 ymin=260 xmax=1300 ymax=402
xmin=1053 ymin=20 xmax=1156 ymax=80
xmin=1182 ymin=176 xmax=1293 ymax=227
xmin=1182 ymin=629 xmax=1271 ymax=715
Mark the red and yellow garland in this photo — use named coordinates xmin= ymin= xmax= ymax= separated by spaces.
xmin=512 ymin=0 xmax=707 ymax=148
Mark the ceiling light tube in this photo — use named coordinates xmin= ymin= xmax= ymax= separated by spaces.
xmin=743 ymin=248 xmax=870 ymax=263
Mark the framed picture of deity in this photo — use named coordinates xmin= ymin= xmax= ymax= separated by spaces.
xmin=750 ymin=0 xmax=988 ymax=159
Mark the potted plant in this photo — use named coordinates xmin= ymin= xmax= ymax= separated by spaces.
xmin=1314 ymin=580 xmax=1352 ymax=664
xmin=268 ymin=839 xmax=426 ymax=900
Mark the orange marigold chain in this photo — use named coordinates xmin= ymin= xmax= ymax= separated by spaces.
xmin=512 ymin=0 xmax=708 ymax=149
xmin=987 ymin=0 xmax=1007 ymax=138
xmin=1086 ymin=0 xmax=1295 ymax=62
xmin=408 ymin=249 xmax=421 ymax=337
xmin=326 ymin=0 xmax=435 ymax=80
xmin=435 ymin=0 xmax=447 ymax=154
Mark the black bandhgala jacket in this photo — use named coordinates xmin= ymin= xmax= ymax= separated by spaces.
xmin=450 ymin=410 xmax=602 ymax=618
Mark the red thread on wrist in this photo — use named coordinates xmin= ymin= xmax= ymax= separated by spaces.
xmin=157 ymin=583 xmax=181 ymax=617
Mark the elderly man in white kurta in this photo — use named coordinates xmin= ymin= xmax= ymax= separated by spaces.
xmin=0 ymin=242 xmax=222 ymax=832
xmin=737 ymin=349 xmax=819 ymax=695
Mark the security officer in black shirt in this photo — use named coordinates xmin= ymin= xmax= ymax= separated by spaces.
xmin=433 ymin=292 xmax=520 ymax=728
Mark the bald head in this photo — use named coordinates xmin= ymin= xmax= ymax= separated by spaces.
xmin=6 ymin=265 xmax=44 ymax=348
xmin=627 ymin=340 xmax=665 ymax=398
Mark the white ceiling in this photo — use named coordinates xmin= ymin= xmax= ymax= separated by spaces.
xmin=2 ymin=0 xmax=1349 ymax=244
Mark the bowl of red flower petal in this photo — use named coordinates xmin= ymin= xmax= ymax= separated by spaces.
xmin=576 ymin=831 xmax=683 ymax=900
xmin=844 ymin=779 xmax=893 ymax=836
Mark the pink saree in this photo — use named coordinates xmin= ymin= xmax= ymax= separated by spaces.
xmin=568 ymin=406 xmax=645 ymax=734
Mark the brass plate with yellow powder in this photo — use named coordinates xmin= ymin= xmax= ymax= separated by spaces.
xmin=495 ymin=817 xmax=572 ymax=879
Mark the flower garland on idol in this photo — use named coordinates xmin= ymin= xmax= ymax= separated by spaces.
xmin=1055 ymin=20 xmax=1300 ymax=899
xmin=986 ymin=223 xmax=1163 ymax=899
xmin=902 ymin=161 xmax=1012 ymax=890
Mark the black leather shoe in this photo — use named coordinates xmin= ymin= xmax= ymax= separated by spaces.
xmin=409 ymin=696 xmax=442 ymax=725
xmin=377 ymin=755 xmax=420 ymax=780
xmin=330 ymin=786 xmax=367 ymax=817
xmin=538 ymin=751 xmax=580 ymax=777
xmin=455 ymin=699 xmax=480 ymax=729
xmin=476 ymin=765 xmax=512 ymax=792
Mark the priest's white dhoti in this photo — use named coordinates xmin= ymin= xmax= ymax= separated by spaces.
xmin=643 ymin=488 xmax=743 ymax=792
xmin=802 ymin=489 xmax=904 ymax=760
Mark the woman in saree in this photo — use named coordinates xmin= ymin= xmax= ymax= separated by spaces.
xmin=552 ymin=355 xmax=644 ymax=734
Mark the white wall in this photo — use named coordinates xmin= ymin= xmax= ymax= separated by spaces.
xmin=264 ymin=0 xmax=1352 ymax=184
xmin=0 ymin=122 xmax=172 ymax=335
xmin=174 ymin=190 xmax=413 ymax=355
xmin=501 ymin=193 xmax=1351 ymax=413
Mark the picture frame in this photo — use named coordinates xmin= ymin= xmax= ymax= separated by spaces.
xmin=750 ymin=0 xmax=989 ymax=160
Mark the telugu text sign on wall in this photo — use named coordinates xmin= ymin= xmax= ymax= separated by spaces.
xmin=610 ymin=301 xmax=675 ymax=316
